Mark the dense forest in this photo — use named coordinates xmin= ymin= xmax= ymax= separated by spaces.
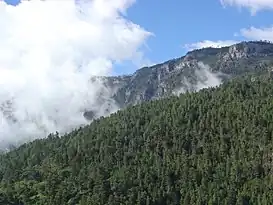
xmin=1 ymin=72 xmax=273 ymax=204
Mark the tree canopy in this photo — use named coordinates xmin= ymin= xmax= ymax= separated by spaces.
xmin=0 ymin=73 xmax=273 ymax=204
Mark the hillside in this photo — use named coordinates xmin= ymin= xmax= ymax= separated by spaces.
xmin=1 ymin=72 xmax=273 ymax=204
xmin=84 ymin=40 xmax=273 ymax=119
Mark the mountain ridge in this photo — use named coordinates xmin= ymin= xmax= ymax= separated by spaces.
xmin=84 ymin=40 xmax=273 ymax=119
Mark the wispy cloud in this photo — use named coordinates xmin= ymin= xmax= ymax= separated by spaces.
xmin=220 ymin=0 xmax=273 ymax=15
xmin=173 ymin=62 xmax=222 ymax=95
xmin=184 ymin=40 xmax=238 ymax=51
xmin=184 ymin=25 xmax=273 ymax=52
xmin=240 ymin=26 xmax=273 ymax=41
xmin=0 ymin=0 xmax=151 ymax=148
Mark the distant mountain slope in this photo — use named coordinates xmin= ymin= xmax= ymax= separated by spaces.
xmin=84 ymin=41 xmax=273 ymax=119
xmin=1 ymin=72 xmax=273 ymax=204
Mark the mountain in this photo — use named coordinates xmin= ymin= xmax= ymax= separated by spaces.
xmin=1 ymin=40 xmax=273 ymax=141
xmin=1 ymin=72 xmax=273 ymax=204
xmin=84 ymin=40 xmax=273 ymax=119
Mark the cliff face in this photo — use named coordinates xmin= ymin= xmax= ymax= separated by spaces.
xmin=84 ymin=41 xmax=273 ymax=119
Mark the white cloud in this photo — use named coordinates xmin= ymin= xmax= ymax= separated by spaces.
xmin=0 ymin=0 xmax=151 ymax=148
xmin=240 ymin=26 xmax=273 ymax=41
xmin=220 ymin=0 xmax=273 ymax=14
xmin=184 ymin=40 xmax=238 ymax=51
xmin=195 ymin=62 xmax=223 ymax=91
xmin=172 ymin=62 xmax=223 ymax=95
xmin=184 ymin=26 xmax=273 ymax=52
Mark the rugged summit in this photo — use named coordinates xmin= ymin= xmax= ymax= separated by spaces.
xmin=1 ymin=41 xmax=273 ymax=137
xmin=84 ymin=41 xmax=273 ymax=119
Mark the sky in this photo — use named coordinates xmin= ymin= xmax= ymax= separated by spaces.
xmin=127 ymin=0 xmax=273 ymax=64
xmin=3 ymin=0 xmax=273 ymax=74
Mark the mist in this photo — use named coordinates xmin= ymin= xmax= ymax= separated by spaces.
xmin=0 ymin=0 xmax=151 ymax=149
xmin=173 ymin=61 xmax=223 ymax=95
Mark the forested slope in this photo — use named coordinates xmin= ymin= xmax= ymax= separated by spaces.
xmin=1 ymin=73 xmax=273 ymax=204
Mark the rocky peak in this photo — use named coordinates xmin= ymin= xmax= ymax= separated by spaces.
xmin=227 ymin=41 xmax=273 ymax=59
xmin=82 ymin=41 xmax=273 ymax=119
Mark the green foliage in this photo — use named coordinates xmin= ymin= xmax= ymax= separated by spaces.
xmin=1 ymin=73 xmax=273 ymax=204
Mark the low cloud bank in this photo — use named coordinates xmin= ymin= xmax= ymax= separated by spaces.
xmin=0 ymin=0 xmax=151 ymax=149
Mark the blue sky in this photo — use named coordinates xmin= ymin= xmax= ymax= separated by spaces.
xmin=128 ymin=0 xmax=273 ymax=60
xmin=4 ymin=0 xmax=273 ymax=74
